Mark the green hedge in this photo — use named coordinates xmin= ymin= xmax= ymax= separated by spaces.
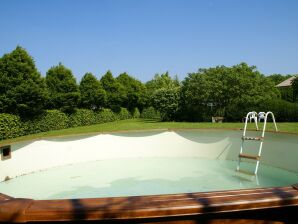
xmin=132 ymin=108 xmax=140 ymax=118
xmin=0 ymin=107 xmax=135 ymax=140
xmin=0 ymin=113 xmax=24 ymax=140
xmin=140 ymin=107 xmax=161 ymax=119
xmin=68 ymin=109 xmax=97 ymax=127
xmin=117 ymin=107 xmax=132 ymax=120
xmin=96 ymin=109 xmax=118 ymax=123
xmin=261 ymin=100 xmax=298 ymax=122
xmin=25 ymin=110 xmax=69 ymax=134
xmin=224 ymin=99 xmax=298 ymax=122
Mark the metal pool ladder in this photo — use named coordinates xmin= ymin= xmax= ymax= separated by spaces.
xmin=237 ymin=111 xmax=278 ymax=175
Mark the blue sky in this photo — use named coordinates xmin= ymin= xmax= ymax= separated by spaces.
xmin=0 ymin=0 xmax=298 ymax=82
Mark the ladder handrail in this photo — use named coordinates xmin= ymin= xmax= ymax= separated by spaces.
xmin=261 ymin=111 xmax=278 ymax=137
xmin=238 ymin=111 xmax=278 ymax=175
xmin=243 ymin=111 xmax=258 ymax=137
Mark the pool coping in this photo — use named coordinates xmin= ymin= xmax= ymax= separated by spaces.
xmin=0 ymin=185 xmax=297 ymax=223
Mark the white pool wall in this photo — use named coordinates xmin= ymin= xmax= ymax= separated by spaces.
xmin=1 ymin=130 xmax=297 ymax=182
xmin=0 ymin=132 xmax=232 ymax=181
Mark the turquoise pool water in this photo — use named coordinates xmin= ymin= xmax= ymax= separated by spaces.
xmin=1 ymin=157 xmax=297 ymax=199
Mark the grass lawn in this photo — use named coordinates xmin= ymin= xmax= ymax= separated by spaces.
xmin=1 ymin=119 xmax=297 ymax=145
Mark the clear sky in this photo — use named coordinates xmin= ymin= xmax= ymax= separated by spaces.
xmin=0 ymin=0 xmax=298 ymax=82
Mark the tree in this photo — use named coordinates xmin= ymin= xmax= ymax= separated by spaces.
xmin=266 ymin=74 xmax=292 ymax=85
xmin=145 ymin=72 xmax=180 ymax=107
xmin=151 ymin=87 xmax=180 ymax=121
xmin=0 ymin=46 xmax=48 ymax=119
xmin=145 ymin=72 xmax=181 ymax=120
xmin=79 ymin=73 xmax=106 ymax=110
xmin=146 ymin=72 xmax=180 ymax=94
xmin=181 ymin=63 xmax=280 ymax=121
xmin=116 ymin=72 xmax=146 ymax=111
xmin=46 ymin=63 xmax=80 ymax=113
xmin=100 ymin=71 xmax=126 ymax=109
xmin=267 ymin=74 xmax=294 ymax=102
xmin=292 ymin=76 xmax=298 ymax=102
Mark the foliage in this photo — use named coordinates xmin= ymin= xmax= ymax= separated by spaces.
xmin=266 ymin=74 xmax=292 ymax=85
xmin=25 ymin=110 xmax=69 ymax=134
xmin=0 ymin=108 xmax=130 ymax=140
xmin=46 ymin=63 xmax=80 ymax=113
xmin=68 ymin=109 xmax=97 ymax=127
xmin=181 ymin=63 xmax=280 ymax=121
xmin=152 ymin=87 xmax=180 ymax=121
xmin=146 ymin=72 xmax=180 ymax=93
xmin=0 ymin=46 xmax=48 ymax=119
xmin=96 ymin=109 xmax=118 ymax=123
xmin=117 ymin=107 xmax=132 ymax=120
xmin=79 ymin=73 xmax=106 ymax=110
xmin=140 ymin=107 xmax=161 ymax=119
xmin=145 ymin=72 xmax=180 ymax=113
xmin=278 ymin=87 xmax=294 ymax=102
xmin=131 ymin=107 xmax=141 ymax=118
xmin=1 ymin=45 xmax=297 ymax=128
xmin=117 ymin=73 xmax=146 ymax=110
xmin=267 ymin=74 xmax=295 ymax=102
xmin=292 ymin=76 xmax=298 ymax=102
xmin=100 ymin=71 xmax=126 ymax=108
xmin=0 ymin=113 xmax=24 ymax=140
xmin=260 ymin=99 xmax=298 ymax=122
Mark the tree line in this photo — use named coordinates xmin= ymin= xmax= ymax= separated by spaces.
xmin=0 ymin=46 xmax=297 ymax=122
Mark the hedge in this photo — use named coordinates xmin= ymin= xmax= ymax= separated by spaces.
xmin=132 ymin=108 xmax=140 ymax=118
xmin=25 ymin=110 xmax=69 ymax=134
xmin=140 ymin=107 xmax=161 ymax=119
xmin=0 ymin=107 xmax=136 ymax=141
xmin=0 ymin=113 xmax=24 ymax=140
xmin=261 ymin=100 xmax=298 ymax=122
xmin=96 ymin=109 xmax=118 ymax=123
xmin=68 ymin=109 xmax=97 ymax=127
xmin=224 ymin=99 xmax=298 ymax=122
xmin=117 ymin=107 xmax=132 ymax=120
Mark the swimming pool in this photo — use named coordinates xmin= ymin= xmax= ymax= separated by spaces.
xmin=0 ymin=129 xmax=297 ymax=223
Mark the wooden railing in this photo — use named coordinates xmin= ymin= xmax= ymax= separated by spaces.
xmin=0 ymin=185 xmax=297 ymax=223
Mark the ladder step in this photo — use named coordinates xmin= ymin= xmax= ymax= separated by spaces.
xmin=242 ymin=136 xmax=263 ymax=141
xmin=236 ymin=169 xmax=255 ymax=176
xmin=239 ymin=153 xmax=260 ymax=160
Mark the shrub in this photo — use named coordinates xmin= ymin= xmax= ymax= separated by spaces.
xmin=224 ymin=99 xmax=298 ymax=122
xmin=225 ymin=101 xmax=257 ymax=122
xmin=151 ymin=87 xmax=180 ymax=121
xmin=0 ymin=113 xmax=23 ymax=140
xmin=260 ymin=99 xmax=298 ymax=122
xmin=117 ymin=107 xmax=132 ymax=120
xmin=26 ymin=110 xmax=69 ymax=134
xmin=95 ymin=109 xmax=118 ymax=123
xmin=68 ymin=109 xmax=97 ymax=127
xmin=140 ymin=107 xmax=161 ymax=119
xmin=132 ymin=108 xmax=140 ymax=118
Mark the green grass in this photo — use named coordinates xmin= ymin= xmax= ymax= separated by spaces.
xmin=1 ymin=119 xmax=297 ymax=145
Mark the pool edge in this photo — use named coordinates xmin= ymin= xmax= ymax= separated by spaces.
xmin=1 ymin=185 xmax=297 ymax=223
xmin=1 ymin=127 xmax=297 ymax=147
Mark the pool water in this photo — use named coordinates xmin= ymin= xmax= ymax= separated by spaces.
xmin=1 ymin=157 xmax=297 ymax=200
